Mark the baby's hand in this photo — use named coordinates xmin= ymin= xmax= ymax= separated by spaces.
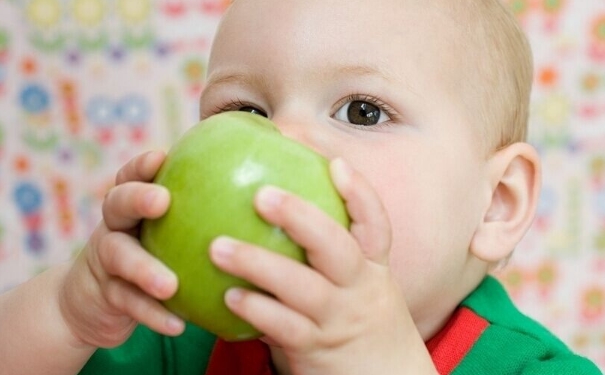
xmin=209 ymin=158 xmax=437 ymax=374
xmin=59 ymin=151 xmax=185 ymax=349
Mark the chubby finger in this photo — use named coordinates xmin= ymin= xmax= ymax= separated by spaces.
xmin=103 ymin=182 xmax=170 ymax=231
xmin=210 ymin=236 xmax=332 ymax=319
xmin=330 ymin=158 xmax=391 ymax=264
xmin=103 ymin=277 xmax=184 ymax=336
xmin=254 ymin=186 xmax=363 ymax=286
xmin=115 ymin=150 xmax=166 ymax=185
xmin=97 ymin=230 xmax=177 ymax=300
xmin=224 ymin=287 xmax=316 ymax=349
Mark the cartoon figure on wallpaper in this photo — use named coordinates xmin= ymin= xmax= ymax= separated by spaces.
xmin=0 ymin=0 xmax=601 ymax=374
xmin=589 ymin=14 xmax=605 ymax=61
xmin=161 ymin=0 xmax=231 ymax=16
xmin=505 ymin=0 xmax=566 ymax=32
xmin=25 ymin=0 xmax=158 ymax=56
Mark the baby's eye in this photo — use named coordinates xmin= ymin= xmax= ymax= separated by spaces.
xmin=238 ymin=106 xmax=268 ymax=118
xmin=334 ymin=100 xmax=390 ymax=126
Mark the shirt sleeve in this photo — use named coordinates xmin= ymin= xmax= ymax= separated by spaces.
xmin=519 ymin=354 xmax=603 ymax=375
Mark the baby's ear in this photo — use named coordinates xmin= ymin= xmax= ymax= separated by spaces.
xmin=470 ymin=142 xmax=541 ymax=263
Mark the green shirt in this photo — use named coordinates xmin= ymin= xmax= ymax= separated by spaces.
xmin=80 ymin=322 xmax=216 ymax=375
xmin=79 ymin=276 xmax=602 ymax=374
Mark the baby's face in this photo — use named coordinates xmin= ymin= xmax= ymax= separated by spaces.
xmin=200 ymin=0 xmax=491 ymax=337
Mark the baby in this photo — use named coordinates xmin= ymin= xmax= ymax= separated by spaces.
xmin=0 ymin=0 xmax=600 ymax=374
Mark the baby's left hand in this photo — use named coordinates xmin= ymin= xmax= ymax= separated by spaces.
xmin=209 ymin=158 xmax=438 ymax=375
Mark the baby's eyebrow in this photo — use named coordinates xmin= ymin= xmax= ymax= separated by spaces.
xmin=205 ymin=64 xmax=395 ymax=90
xmin=204 ymin=72 xmax=269 ymax=93
xmin=330 ymin=64 xmax=393 ymax=81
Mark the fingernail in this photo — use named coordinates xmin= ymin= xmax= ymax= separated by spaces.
xmin=145 ymin=188 xmax=169 ymax=210
xmin=211 ymin=236 xmax=236 ymax=263
xmin=144 ymin=189 xmax=159 ymax=208
xmin=147 ymin=150 xmax=165 ymax=160
xmin=142 ymin=151 xmax=166 ymax=174
xmin=225 ymin=288 xmax=244 ymax=306
xmin=256 ymin=186 xmax=284 ymax=209
xmin=331 ymin=158 xmax=352 ymax=187
xmin=166 ymin=314 xmax=184 ymax=334
xmin=152 ymin=271 xmax=175 ymax=295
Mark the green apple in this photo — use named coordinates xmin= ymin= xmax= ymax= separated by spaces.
xmin=140 ymin=111 xmax=349 ymax=341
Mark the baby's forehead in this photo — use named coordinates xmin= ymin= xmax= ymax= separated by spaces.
xmin=221 ymin=0 xmax=474 ymax=53
xmin=214 ymin=0 xmax=495 ymax=96
xmin=223 ymin=0 xmax=482 ymax=61
xmin=216 ymin=1 xmax=469 ymax=84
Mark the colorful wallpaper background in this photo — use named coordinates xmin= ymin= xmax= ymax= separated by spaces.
xmin=0 ymin=0 xmax=603 ymax=370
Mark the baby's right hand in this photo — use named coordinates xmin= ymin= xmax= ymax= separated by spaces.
xmin=59 ymin=151 xmax=185 ymax=349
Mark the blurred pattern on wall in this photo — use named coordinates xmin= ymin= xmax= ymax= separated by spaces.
xmin=497 ymin=0 xmax=605 ymax=368
xmin=0 ymin=0 xmax=603 ymax=369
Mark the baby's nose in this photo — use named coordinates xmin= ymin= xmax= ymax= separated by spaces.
xmin=272 ymin=117 xmax=324 ymax=156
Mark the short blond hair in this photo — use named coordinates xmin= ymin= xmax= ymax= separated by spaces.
xmin=448 ymin=0 xmax=534 ymax=153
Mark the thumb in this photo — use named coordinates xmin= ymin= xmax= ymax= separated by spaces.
xmin=330 ymin=158 xmax=392 ymax=265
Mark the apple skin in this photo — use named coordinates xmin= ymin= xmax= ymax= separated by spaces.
xmin=140 ymin=111 xmax=350 ymax=341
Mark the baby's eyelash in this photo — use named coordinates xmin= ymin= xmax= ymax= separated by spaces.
xmin=338 ymin=94 xmax=400 ymax=124
xmin=211 ymin=94 xmax=401 ymax=126
xmin=212 ymin=98 xmax=252 ymax=114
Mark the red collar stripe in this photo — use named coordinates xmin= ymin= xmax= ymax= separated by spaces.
xmin=426 ymin=306 xmax=489 ymax=375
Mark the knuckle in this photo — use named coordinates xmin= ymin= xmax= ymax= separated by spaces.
xmin=115 ymin=165 xmax=129 ymax=185
xmin=87 ymin=223 xmax=107 ymax=252
xmin=122 ymin=293 xmax=146 ymax=319
xmin=98 ymin=232 xmax=124 ymax=275
xmin=134 ymin=153 xmax=148 ymax=178
xmin=103 ymin=279 xmax=124 ymax=310
xmin=274 ymin=190 xmax=298 ymax=213
xmin=101 ymin=187 xmax=116 ymax=218
xmin=237 ymin=244 xmax=263 ymax=270
xmin=299 ymin=274 xmax=328 ymax=305
xmin=284 ymin=322 xmax=314 ymax=349
xmin=116 ymin=156 xmax=140 ymax=185
xmin=99 ymin=283 xmax=138 ymax=335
